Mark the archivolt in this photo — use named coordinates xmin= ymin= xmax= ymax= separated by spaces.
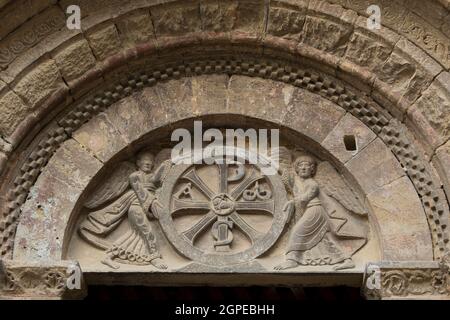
xmin=0 ymin=0 xmax=449 ymax=260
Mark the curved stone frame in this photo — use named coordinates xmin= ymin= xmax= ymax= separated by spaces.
xmin=0 ymin=0 xmax=448 ymax=299
xmin=3 ymin=52 xmax=447 ymax=259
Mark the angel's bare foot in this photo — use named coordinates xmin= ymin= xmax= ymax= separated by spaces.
xmin=151 ymin=258 xmax=168 ymax=270
xmin=333 ymin=259 xmax=355 ymax=271
xmin=274 ymin=260 xmax=299 ymax=270
xmin=101 ymin=256 xmax=119 ymax=269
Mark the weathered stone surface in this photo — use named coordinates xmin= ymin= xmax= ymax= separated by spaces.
xmin=409 ymin=72 xmax=450 ymax=150
xmin=299 ymin=16 xmax=352 ymax=56
xmin=53 ymin=39 xmax=97 ymax=81
xmin=201 ymin=0 xmax=266 ymax=34
xmin=155 ymin=78 xmax=194 ymax=120
xmin=116 ymin=10 xmax=155 ymax=46
xmin=346 ymin=138 xmax=405 ymax=194
xmin=0 ymin=259 xmax=86 ymax=300
xmin=372 ymin=39 xmax=441 ymax=115
xmin=192 ymin=74 xmax=228 ymax=115
xmin=72 ymin=113 xmax=128 ymax=163
xmin=0 ymin=150 xmax=7 ymax=175
xmin=434 ymin=140 xmax=450 ymax=198
xmin=151 ymin=2 xmax=201 ymax=37
xmin=13 ymin=59 xmax=65 ymax=109
xmin=227 ymin=75 xmax=294 ymax=123
xmin=104 ymin=89 xmax=161 ymax=143
xmin=267 ymin=4 xmax=306 ymax=40
xmin=13 ymin=139 xmax=102 ymax=261
xmin=200 ymin=0 xmax=239 ymax=32
xmin=407 ymin=0 xmax=449 ymax=29
xmin=322 ymin=113 xmax=377 ymax=164
xmin=0 ymin=0 xmax=55 ymax=40
xmin=0 ymin=78 xmax=5 ymax=93
xmin=0 ymin=5 xmax=65 ymax=70
xmin=283 ymin=87 xmax=346 ymax=143
xmin=400 ymin=11 xmax=450 ymax=69
xmin=362 ymin=261 xmax=450 ymax=300
xmin=344 ymin=32 xmax=391 ymax=71
xmin=0 ymin=90 xmax=29 ymax=137
xmin=86 ymin=24 xmax=122 ymax=60
xmin=367 ymin=176 xmax=433 ymax=261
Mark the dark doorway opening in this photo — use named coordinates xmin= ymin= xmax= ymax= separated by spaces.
xmin=85 ymin=286 xmax=363 ymax=301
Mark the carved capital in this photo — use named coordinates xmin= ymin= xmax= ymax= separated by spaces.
xmin=0 ymin=260 xmax=86 ymax=300
xmin=362 ymin=257 xmax=450 ymax=300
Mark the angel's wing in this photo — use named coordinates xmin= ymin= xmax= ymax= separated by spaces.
xmin=271 ymin=147 xmax=294 ymax=192
xmin=84 ymin=161 xmax=136 ymax=209
xmin=154 ymin=148 xmax=173 ymax=182
xmin=315 ymin=161 xmax=367 ymax=215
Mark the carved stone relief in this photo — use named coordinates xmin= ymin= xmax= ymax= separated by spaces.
xmin=73 ymin=145 xmax=370 ymax=272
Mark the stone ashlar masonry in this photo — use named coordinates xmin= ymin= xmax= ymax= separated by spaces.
xmin=0 ymin=0 xmax=448 ymax=281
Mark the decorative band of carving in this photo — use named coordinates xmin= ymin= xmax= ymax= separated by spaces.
xmin=0 ymin=54 xmax=448 ymax=259
xmin=0 ymin=259 xmax=86 ymax=299
xmin=363 ymin=254 xmax=450 ymax=299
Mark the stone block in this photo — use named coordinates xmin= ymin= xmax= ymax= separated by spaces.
xmin=53 ymin=39 xmax=97 ymax=81
xmin=13 ymin=139 xmax=102 ymax=261
xmin=72 ymin=113 xmax=128 ymax=162
xmin=116 ymin=10 xmax=155 ymax=46
xmin=192 ymin=74 xmax=228 ymax=116
xmin=86 ymin=23 xmax=123 ymax=60
xmin=0 ymin=90 xmax=30 ymax=137
xmin=13 ymin=59 xmax=65 ymax=109
xmin=228 ymin=75 xmax=295 ymax=124
xmin=367 ymin=176 xmax=433 ymax=261
xmin=155 ymin=78 xmax=194 ymax=120
xmin=408 ymin=71 xmax=450 ymax=152
xmin=346 ymin=138 xmax=405 ymax=194
xmin=151 ymin=2 xmax=201 ymax=37
xmin=299 ymin=16 xmax=352 ymax=56
xmin=322 ymin=113 xmax=377 ymax=164
xmin=282 ymin=86 xmax=346 ymax=143
xmin=104 ymin=89 xmax=161 ymax=143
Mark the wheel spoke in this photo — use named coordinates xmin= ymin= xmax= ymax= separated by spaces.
xmin=218 ymin=163 xmax=228 ymax=193
xmin=235 ymin=200 xmax=275 ymax=214
xmin=182 ymin=167 xmax=214 ymax=199
xmin=182 ymin=211 xmax=217 ymax=244
xmin=229 ymin=212 xmax=263 ymax=244
xmin=230 ymin=169 xmax=262 ymax=199
xmin=172 ymin=198 xmax=210 ymax=215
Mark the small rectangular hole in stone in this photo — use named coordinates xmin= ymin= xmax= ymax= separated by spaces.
xmin=344 ymin=135 xmax=357 ymax=152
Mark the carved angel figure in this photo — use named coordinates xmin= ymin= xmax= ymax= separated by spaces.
xmin=79 ymin=150 xmax=171 ymax=270
xmin=274 ymin=150 xmax=368 ymax=271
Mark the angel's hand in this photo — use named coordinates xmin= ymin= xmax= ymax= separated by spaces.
xmin=150 ymin=200 xmax=162 ymax=220
xmin=283 ymin=200 xmax=294 ymax=220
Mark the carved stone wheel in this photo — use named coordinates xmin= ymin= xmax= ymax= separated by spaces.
xmin=155 ymin=149 xmax=289 ymax=266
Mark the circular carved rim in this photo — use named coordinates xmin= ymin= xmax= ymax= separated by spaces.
xmin=156 ymin=153 xmax=288 ymax=266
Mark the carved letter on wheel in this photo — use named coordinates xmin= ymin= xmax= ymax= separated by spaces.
xmin=153 ymin=148 xmax=289 ymax=267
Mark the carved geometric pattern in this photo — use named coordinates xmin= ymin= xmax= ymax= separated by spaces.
xmin=0 ymin=55 xmax=447 ymax=258
xmin=154 ymin=159 xmax=288 ymax=266
xmin=363 ymin=256 xmax=450 ymax=299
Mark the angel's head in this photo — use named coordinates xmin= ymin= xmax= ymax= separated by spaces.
xmin=137 ymin=151 xmax=155 ymax=174
xmin=293 ymin=155 xmax=317 ymax=178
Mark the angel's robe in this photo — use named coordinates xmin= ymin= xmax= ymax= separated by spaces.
xmin=79 ymin=170 xmax=160 ymax=249
xmin=286 ymin=176 xmax=366 ymax=265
